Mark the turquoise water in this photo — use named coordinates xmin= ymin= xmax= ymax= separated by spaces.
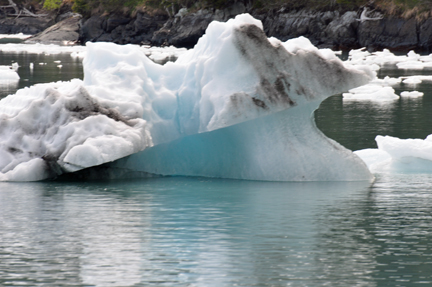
xmin=1 ymin=49 xmax=432 ymax=286
xmin=2 ymin=177 xmax=432 ymax=286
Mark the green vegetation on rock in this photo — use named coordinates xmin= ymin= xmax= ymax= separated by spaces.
xmin=43 ymin=0 xmax=62 ymax=10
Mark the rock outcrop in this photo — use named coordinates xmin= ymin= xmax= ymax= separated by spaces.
xmin=25 ymin=14 xmax=81 ymax=44
xmin=7 ymin=4 xmax=432 ymax=52
xmin=0 ymin=14 xmax=54 ymax=34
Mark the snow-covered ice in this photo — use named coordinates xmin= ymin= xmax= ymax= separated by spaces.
xmin=0 ymin=14 xmax=374 ymax=182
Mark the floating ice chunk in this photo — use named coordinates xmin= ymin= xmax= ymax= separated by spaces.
xmin=0 ymin=43 xmax=86 ymax=55
xmin=355 ymin=135 xmax=432 ymax=174
xmin=407 ymin=50 xmax=421 ymax=60
xmin=11 ymin=62 xmax=19 ymax=71
xmin=70 ymin=51 xmax=86 ymax=59
xmin=0 ymin=33 xmax=31 ymax=40
xmin=402 ymin=75 xmax=432 ymax=83
xmin=372 ymin=49 xmax=405 ymax=64
xmin=0 ymin=65 xmax=20 ymax=82
xmin=343 ymin=85 xmax=399 ymax=101
xmin=346 ymin=48 xmax=432 ymax=71
xmin=377 ymin=135 xmax=432 ymax=161
xmin=400 ymin=91 xmax=424 ymax=97
xmin=397 ymin=61 xmax=425 ymax=70
xmin=371 ymin=76 xmax=401 ymax=85
xmin=349 ymin=48 xmax=371 ymax=61
xmin=402 ymin=76 xmax=422 ymax=84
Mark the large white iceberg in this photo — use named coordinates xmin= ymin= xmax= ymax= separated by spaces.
xmin=0 ymin=14 xmax=374 ymax=181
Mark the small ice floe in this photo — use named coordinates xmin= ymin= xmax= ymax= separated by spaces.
xmin=400 ymin=91 xmax=424 ymax=98
xmin=400 ymin=75 xmax=432 ymax=85
xmin=397 ymin=61 xmax=425 ymax=70
xmin=54 ymin=60 xmax=61 ymax=63
xmin=343 ymin=84 xmax=399 ymax=102
xmin=347 ymin=48 xmax=402 ymax=67
xmin=11 ymin=62 xmax=19 ymax=71
xmin=70 ymin=51 xmax=86 ymax=59
xmin=355 ymin=135 xmax=432 ymax=174
xmin=346 ymin=48 xmax=432 ymax=71
xmin=371 ymin=76 xmax=401 ymax=86
xmin=0 ymin=65 xmax=20 ymax=83
xmin=57 ymin=65 xmax=63 ymax=68
xmin=0 ymin=33 xmax=31 ymax=40
xmin=402 ymin=76 xmax=422 ymax=85
xmin=0 ymin=43 xmax=86 ymax=56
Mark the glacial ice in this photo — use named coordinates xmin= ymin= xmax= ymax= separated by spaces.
xmin=355 ymin=135 xmax=432 ymax=174
xmin=0 ymin=14 xmax=375 ymax=181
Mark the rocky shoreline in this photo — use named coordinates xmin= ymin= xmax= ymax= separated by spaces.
xmin=2 ymin=3 xmax=432 ymax=52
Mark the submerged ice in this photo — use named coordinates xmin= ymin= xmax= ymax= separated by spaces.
xmin=0 ymin=14 xmax=375 ymax=181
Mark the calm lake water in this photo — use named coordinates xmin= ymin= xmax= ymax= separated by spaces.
xmin=1 ymin=47 xmax=432 ymax=286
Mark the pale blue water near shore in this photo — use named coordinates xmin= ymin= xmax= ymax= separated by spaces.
xmin=1 ymin=48 xmax=432 ymax=286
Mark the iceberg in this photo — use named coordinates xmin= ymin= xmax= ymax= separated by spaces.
xmin=0 ymin=14 xmax=374 ymax=181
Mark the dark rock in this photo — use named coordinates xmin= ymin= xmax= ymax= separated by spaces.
xmin=79 ymin=14 xmax=107 ymax=42
xmin=25 ymin=14 xmax=81 ymax=44
xmin=106 ymin=15 xmax=130 ymax=33
xmin=323 ymin=11 xmax=359 ymax=49
xmin=15 ymin=2 xmax=424 ymax=52
xmin=152 ymin=9 xmax=215 ymax=48
xmin=419 ymin=18 xmax=432 ymax=51
xmin=358 ymin=17 xmax=418 ymax=50
xmin=0 ymin=15 xmax=54 ymax=34
xmin=56 ymin=11 xmax=78 ymax=22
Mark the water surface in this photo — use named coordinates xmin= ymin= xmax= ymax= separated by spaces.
xmin=1 ymin=49 xmax=432 ymax=286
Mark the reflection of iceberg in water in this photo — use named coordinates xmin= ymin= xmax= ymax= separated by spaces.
xmin=0 ymin=14 xmax=374 ymax=181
